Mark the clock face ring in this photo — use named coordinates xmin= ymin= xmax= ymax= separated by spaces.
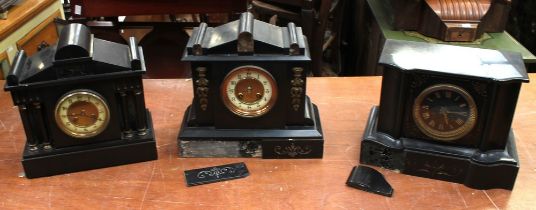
xmin=412 ymin=84 xmax=477 ymax=141
xmin=221 ymin=65 xmax=278 ymax=118
xmin=54 ymin=89 xmax=110 ymax=138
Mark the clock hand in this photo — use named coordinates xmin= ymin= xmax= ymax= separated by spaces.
xmin=443 ymin=113 xmax=449 ymax=126
xmin=439 ymin=107 xmax=449 ymax=126
xmin=69 ymin=113 xmax=98 ymax=119
xmin=445 ymin=111 xmax=468 ymax=116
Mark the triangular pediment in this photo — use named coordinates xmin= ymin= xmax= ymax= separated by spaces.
xmin=185 ymin=12 xmax=307 ymax=56
xmin=6 ymin=24 xmax=145 ymax=87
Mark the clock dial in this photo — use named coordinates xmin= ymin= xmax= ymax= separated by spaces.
xmin=221 ymin=66 xmax=278 ymax=117
xmin=413 ymin=84 xmax=477 ymax=141
xmin=55 ymin=90 xmax=110 ymax=138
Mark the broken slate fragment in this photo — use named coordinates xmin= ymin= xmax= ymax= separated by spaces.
xmin=346 ymin=165 xmax=393 ymax=197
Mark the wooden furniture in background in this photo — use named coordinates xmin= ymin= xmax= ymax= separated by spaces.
xmin=251 ymin=0 xmax=315 ymax=41
xmin=346 ymin=0 xmax=535 ymax=75
xmin=69 ymin=0 xmax=247 ymax=17
xmin=16 ymin=10 xmax=62 ymax=57
xmin=391 ymin=0 xmax=512 ymax=42
xmin=0 ymin=0 xmax=64 ymax=78
xmin=507 ymin=0 xmax=536 ymax=71
xmin=251 ymin=0 xmax=345 ymax=76
xmin=68 ymin=0 xmax=248 ymax=79
xmin=0 ymin=76 xmax=535 ymax=208
xmin=0 ymin=0 xmax=17 ymax=19
xmin=0 ymin=51 xmax=7 ymax=79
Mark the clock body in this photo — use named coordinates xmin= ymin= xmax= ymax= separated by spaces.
xmin=4 ymin=24 xmax=157 ymax=178
xmin=381 ymin=68 xmax=521 ymax=150
xmin=179 ymin=13 xmax=324 ymax=159
xmin=190 ymin=61 xmax=308 ymax=130
xmin=360 ymin=40 xmax=529 ymax=189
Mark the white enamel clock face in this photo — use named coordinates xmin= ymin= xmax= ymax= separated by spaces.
xmin=221 ymin=66 xmax=278 ymax=118
xmin=54 ymin=89 xmax=110 ymax=138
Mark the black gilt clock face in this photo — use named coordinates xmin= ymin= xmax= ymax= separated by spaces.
xmin=412 ymin=84 xmax=478 ymax=141
xmin=54 ymin=89 xmax=110 ymax=138
xmin=220 ymin=65 xmax=278 ymax=118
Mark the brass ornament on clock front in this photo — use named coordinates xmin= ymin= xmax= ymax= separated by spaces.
xmin=54 ymin=89 xmax=110 ymax=138
xmin=221 ymin=65 xmax=278 ymax=118
xmin=412 ymin=84 xmax=477 ymax=141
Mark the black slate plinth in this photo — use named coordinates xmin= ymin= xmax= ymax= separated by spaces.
xmin=178 ymin=99 xmax=324 ymax=159
xmin=360 ymin=106 xmax=519 ymax=190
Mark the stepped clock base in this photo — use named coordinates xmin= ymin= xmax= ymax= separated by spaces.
xmin=178 ymin=103 xmax=324 ymax=159
xmin=360 ymin=106 xmax=519 ymax=190
xmin=21 ymin=111 xmax=158 ymax=178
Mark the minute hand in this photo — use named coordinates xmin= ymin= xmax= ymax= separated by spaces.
xmin=445 ymin=111 xmax=468 ymax=116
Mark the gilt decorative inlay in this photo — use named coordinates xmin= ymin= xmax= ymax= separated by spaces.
xmin=290 ymin=67 xmax=304 ymax=111
xmin=274 ymin=143 xmax=312 ymax=157
xmin=195 ymin=67 xmax=209 ymax=111
xmin=197 ymin=166 xmax=236 ymax=179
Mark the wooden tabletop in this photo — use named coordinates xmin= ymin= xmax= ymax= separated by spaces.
xmin=0 ymin=76 xmax=535 ymax=209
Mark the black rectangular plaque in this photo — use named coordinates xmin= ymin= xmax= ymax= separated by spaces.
xmin=184 ymin=162 xmax=250 ymax=187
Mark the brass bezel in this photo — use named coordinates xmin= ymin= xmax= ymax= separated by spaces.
xmin=220 ymin=65 xmax=278 ymax=118
xmin=54 ymin=89 xmax=110 ymax=138
xmin=412 ymin=84 xmax=478 ymax=141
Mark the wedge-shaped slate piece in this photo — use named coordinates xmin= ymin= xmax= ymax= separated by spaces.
xmin=346 ymin=165 xmax=393 ymax=197
xmin=184 ymin=162 xmax=249 ymax=187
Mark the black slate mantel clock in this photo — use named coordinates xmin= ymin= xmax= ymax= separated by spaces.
xmin=4 ymin=23 xmax=158 ymax=178
xmin=178 ymin=12 xmax=324 ymax=159
xmin=360 ymin=39 xmax=529 ymax=189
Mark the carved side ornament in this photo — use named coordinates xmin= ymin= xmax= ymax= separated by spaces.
xmin=290 ymin=67 xmax=304 ymax=111
xmin=195 ymin=67 xmax=209 ymax=111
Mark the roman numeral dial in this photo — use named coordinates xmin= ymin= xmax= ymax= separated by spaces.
xmin=413 ymin=84 xmax=477 ymax=141
xmin=54 ymin=90 xmax=110 ymax=138
xmin=221 ymin=66 xmax=278 ymax=118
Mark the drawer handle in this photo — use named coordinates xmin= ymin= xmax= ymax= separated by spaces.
xmin=37 ymin=41 xmax=50 ymax=51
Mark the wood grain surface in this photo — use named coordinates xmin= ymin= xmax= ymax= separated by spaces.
xmin=0 ymin=0 xmax=56 ymax=41
xmin=426 ymin=0 xmax=491 ymax=21
xmin=0 ymin=76 xmax=535 ymax=209
xmin=16 ymin=10 xmax=61 ymax=57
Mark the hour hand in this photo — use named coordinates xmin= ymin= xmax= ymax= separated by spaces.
xmin=442 ymin=113 xmax=449 ymax=126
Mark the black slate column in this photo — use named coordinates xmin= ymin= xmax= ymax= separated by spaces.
xmin=19 ymin=104 xmax=38 ymax=150
xmin=31 ymin=102 xmax=50 ymax=149
xmin=133 ymin=89 xmax=147 ymax=136
xmin=119 ymin=91 xmax=134 ymax=138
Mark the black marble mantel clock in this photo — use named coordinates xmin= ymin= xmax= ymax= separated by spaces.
xmin=360 ymin=40 xmax=529 ymax=189
xmin=4 ymin=23 xmax=157 ymax=178
xmin=178 ymin=12 xmax=324 ymax=159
